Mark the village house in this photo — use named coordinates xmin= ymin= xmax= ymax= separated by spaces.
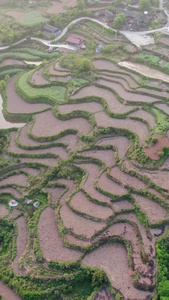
xmin=66 ymin=36 xmax=85 ymax=49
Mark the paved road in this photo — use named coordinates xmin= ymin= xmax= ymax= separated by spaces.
xmin=0 ymin=8 xmax=169 ymax=51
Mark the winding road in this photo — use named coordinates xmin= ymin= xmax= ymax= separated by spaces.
xmin=1 ymin=3 xmax=169 ymax=52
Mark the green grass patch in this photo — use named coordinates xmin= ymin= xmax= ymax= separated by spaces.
xmin=84 ymin=21 xmax=114 ymax=38
xmin=136 ymin=53 xmax=160 ymax=64
xmin=18 ymin=71 xmax=66 ymax=103
xmin=0 ymin=52 xmax=42 ymax=62
xmin=12 ymin=48 xmax=51 ymax=59
xmin=19 ymin=12 xmax=48 ymax=26
xmin=152 ymin=108 xmax=169 ymax=134
xmin=0 ymin=68 xmax=23 ymax=80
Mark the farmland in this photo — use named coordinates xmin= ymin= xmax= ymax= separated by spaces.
xmin=1 ymin=2 xmax=169 ymax=300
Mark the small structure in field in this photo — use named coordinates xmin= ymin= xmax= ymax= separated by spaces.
xmin=43 ymin=24 xmax=61 ymax=36
xmin=23 ymin=199 xmax=32 ymax=205
xmin=9 ymin=199 xmax=18 ymax=207
xmin=66 ymin=36 xmax=85 ymax=49
xmin=33 ymin=201 xmax=40 ymax=208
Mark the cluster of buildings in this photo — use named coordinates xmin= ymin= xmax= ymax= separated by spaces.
xmin=94 ymin=9 xmax=167 ymax=31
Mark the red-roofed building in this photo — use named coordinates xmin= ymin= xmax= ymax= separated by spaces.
xmin=66 ymin=36 xmax=84 ymax=48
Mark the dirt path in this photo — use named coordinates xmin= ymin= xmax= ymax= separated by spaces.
xmin=0 ymin=281 xmax=22 ymax=300
xmin=119 ymin=61 xmax=169 ymax=83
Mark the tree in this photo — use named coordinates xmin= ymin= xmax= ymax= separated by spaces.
xmin=139 ymin=0 xmax=151 ymax=11
xmin=78 ymin=58 xmax=92 ymax=71
xmin=113 ymin=14 xmax=126 ymax=29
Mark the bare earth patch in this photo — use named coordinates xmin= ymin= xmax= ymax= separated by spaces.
xmin=79 ymin=164 xmax=111 ymax=203
xmin=98 ymin=171 xmax=127 ymax=196
xmin=0 ymin=59 xmax=25 ymax=66
xmin=7 ymin=77 xmax=51 ymax=114
xmin=0 ymin=281 xmax=22 ymax=300
xmin=58 ymin=101 xmax=103 ymax=114
xmin=112 ymin=200 xmax=134 ymax=212
xmin=71 ymin=85 xmax=136 ymax=114
xmin=110 ymin=167 xmax=145 ymax=190
xmin=60 ymin=204 xmax=105 ymax=239
xmin=5 ymin=11 xmax=27 ymax=21
xmin=132 ymin=194 xmax=168 ymax=224
xmin=66 ymin=233 xmax=91 ymax=247
xmin=30 ymin=68 xmax=49 ymax=85
xmin=47 ymin=0 xmax=77 ymax=14
xmin=129 ymin=109 xmax=155 ymax=128
xmin=70 ymin=191 xmax=113 ymax=220
xmin=144 ymin=134 xmax=169 ymax=160
xmin=0 ymin=204 xmax=8 ymax=217
xmin=96 ymin=136 xmax=129 ymax=159
xmin=81 ymin=149 xmax=115 ymax=167
xmin=47 ymin=187 xmax=65 ymax=203
xmin=0 ymin=187 xmax=23 ymax=198
xmin=38 ymin=207 xmax=81 ymax=261
xmin=95 ymin=111 xmax=149 ymax=145
xmin=32 ymin=110 xmax=91 ymax=137
xmin=0 ymin=173 xmax=28 ymax=187
xmin=82 ymin=243 xmax=151 ymax=300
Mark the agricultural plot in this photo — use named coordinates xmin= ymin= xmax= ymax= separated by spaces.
xmin=1 ymin=44 xmax=169 ymax=300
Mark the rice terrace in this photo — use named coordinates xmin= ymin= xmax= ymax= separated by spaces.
xmin=1 ymin=0 xmax=169 ymax=299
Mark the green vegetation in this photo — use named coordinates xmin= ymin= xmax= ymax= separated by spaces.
xmin=17 ymin=71 xmax=66 ymax=104
xmin=136 ymin=53 xmax=160 ymax=64
xmin=19 ymin=12 xmax=48 ymax=26
xmin=113 ymin=14 xmax=126 ymax=29
xmin=152 ymin=108 xmax=169 ymax=134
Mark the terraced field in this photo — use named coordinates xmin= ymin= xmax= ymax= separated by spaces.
xmin=1 ymin=50 xmax=169 ymax=300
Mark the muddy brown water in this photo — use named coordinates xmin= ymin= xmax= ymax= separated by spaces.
xmin=38 ymin=207 xmax=81 ymax=261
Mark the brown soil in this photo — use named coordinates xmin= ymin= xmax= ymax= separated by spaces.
xmin=0 ymin=281 xmax=22 ymax=300
xmin=47 ymin=187 xmax=65 ymax=203
xmin=56 ymin=179 xmax=75 ymax=204
xmin=66 ymin=233 xmax=91 ymax=247
xmin=49 ymin=64 xmax=69 ymax=76
xmin=58 ymin=102 xmax=103 ymax=114
xmin=8 ymin=131 xmax=68 ymax=160
xmin=30 ymin=68 xmax=49 ymax=85
xmin=155 ymin=103 xmax=169 ymax=115
xmin=148 ymin=188 xmax=166 ymax=201
xmin=60 ymin=204 xmax=105 ymax=239
xmin=95 ymin=111 xmax=149 ymax=145
xmin=96 ymin=136 xmax=130 ymax=159
xmin=12 ymin=216 xmax=28 ymax=275
xmin=98 ymin=78 xmax=157 ymax=104
xmin=79 ymin=163 xmax=111 ymax=203
xmin=20 ymin=157 xmax=58 ymax=167
xmin=38 ymin=207 xmax=81 ymax=261
xmin=125 ymin=44 xmax=137 ymax=53
xmin=110 ymin=167 xmax=145 ymax=190
xmin=70 ymin=191 xmax=113 ymax=220
xmin=47 ymin=0 xmax=77 ymax=14
xmin=23 ymin=167 xmax=40 ymax=176
xmin=112 ymin=200 xmax=134 ymax=212
xmin=8 ymin=209 xmax=21 ymax=220
xmin=18 ymin=123 xmax=42 ymax=147
xmin=32 ymin=110 xmax=91 ymax=137
xmin=132 ymin=194 xmax=168 ymax=224
xmin=82 ymin=243 xmax=151 ymax=300
xmin=7 ymin=77 xmax=51 ymax=114
xmin=0 ymin=204 xmax=8 ymax=217
xmin=129 ymin=109 xmax=155 ymax=128
xmin=117 ymin=213 xmax=155 ymax=258
xmin=140 ymin=169 xmax=169 ymax=191
xmin=5 ymin=11 xmax=27 ymax=21
xmin=0 ymin=173 xmax=28 ymax=187
xmin=0 ymin=187 xmax=23 ymax=198
xmin=98 ymin=171 xmax=127 ymax=196
xmin=71 ymin=85 xmax=136 ymax=114
xmin=144 ymin=134 xmax=169 ymax=160
xmin=56 ymin=134 xmax=78 ymax=152
xmin=0 ymin=59 xmax=25 ymax=66
xmin=99 ymin=71 xmax=139 ymax=89
xmin=81 ymin=149 xmax=115 ymax=167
